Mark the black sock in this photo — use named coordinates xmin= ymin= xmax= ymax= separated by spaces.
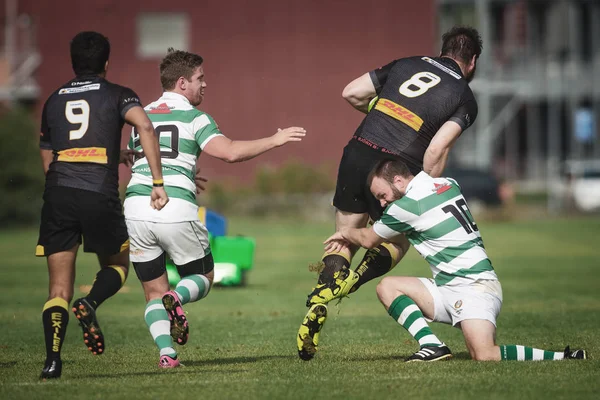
xmin=351 ymin=245 xmax=396 ymax=292
xmin=86 ymin=266 xmax=125 ymax=309
xmin=42 ymin=298 xmax=69 ymax=361
xmin=318 ymin=254 xmax=350 ymax=284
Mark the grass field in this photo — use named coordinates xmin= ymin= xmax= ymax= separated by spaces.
xmin=0 ymin=216 xmax=599 ymax=399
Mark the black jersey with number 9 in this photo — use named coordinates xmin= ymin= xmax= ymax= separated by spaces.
xmin=39 ymin=76 xmax=142 ymax=197
xmin=356 ymin=56 xmax=478 ymax=171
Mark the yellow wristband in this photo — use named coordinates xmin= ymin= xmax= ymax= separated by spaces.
xmin=152 ymin=179 xmax=164 ymax=187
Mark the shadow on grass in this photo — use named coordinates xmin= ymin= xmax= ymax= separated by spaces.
xmin=74 ymin=368 xmax=247 ymax=379
xmin=0 ymin=361 xmax=17 ymax=368
xmin=450 ymin=352 xmax=472 ymax=360
xmin=74 ymin=355 xmax=294 ymax=378
xmin=347 ymin=351 xmax=472 ymax=362
xmin=184 ymin=354 xmax=294 ymax=367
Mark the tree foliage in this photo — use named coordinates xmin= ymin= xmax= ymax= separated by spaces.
xmin=0 ymin=107 xmax=44 ymax=226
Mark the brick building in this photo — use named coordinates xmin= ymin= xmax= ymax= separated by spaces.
xmin=2 ymin=0 xmax=436 ymax=181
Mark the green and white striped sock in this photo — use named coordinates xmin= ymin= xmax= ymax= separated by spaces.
xmin=500 ymin=345 xmax=564 ymax=361
xmin=174 ymin=274 xmax=210 ymax=305
xmin=388 ymin=295 xmax=443 ymax=347
xmin=144 ymin=299 xmax=176 ymax=357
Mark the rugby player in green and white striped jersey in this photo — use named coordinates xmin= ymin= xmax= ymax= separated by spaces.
xmin=325 ymin=159 xmax=586 ymax=362
xmin=123 ymin=49 xmax=306 ymax=368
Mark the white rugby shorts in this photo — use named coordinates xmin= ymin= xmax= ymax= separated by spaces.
xmin=125 ymin=219 xmax=210 ymax=265
xmin=418 ymin=278 xmax=503 ymax=327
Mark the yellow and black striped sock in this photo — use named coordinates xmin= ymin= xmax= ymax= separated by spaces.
xmin=351 ymin=242 xmax=401 ymax=292
xmin=86 ymin=266 xmax=126 ymax=309
xmin=42 ymin=298 xmax=69 ymax=361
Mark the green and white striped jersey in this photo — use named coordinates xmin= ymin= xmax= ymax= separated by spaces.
xmin=124 ymin=92 xmax=223 ymax=222
xmin=372 ymin=172 xmax=498 ymax=286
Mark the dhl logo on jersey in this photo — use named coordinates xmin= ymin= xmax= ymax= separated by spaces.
xmin=57 ymin=147 xmax=108 ymax=164
xmin=374 ymin=99 xmax=423 ymax=131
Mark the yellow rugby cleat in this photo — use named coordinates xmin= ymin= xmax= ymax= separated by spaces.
xmin=297 ymin=304 xmax=328 ymax=361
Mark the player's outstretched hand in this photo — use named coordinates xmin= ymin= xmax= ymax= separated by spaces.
xmin=323 ymin=232 xmax=350 ymax=253
xmin=150 ymin=186 xmax=169 ymax=210
xmin=195 ymin=169 xmax=208 ymax=194
xmin=119 ymin=149 xmax=140 ymax=167
xmin=272 ymin=127 xmax=306 ymax=147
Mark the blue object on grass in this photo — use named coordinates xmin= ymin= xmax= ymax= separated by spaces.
xmin=199 ymin=207 xmax=227 ymax=237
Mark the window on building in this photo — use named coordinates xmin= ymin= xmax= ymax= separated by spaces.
xmin=137 ymin=13 xmax=189 ymax=58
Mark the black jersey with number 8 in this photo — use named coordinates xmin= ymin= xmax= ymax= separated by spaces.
xmin=356 ymin=56 xmax=478 ymax=171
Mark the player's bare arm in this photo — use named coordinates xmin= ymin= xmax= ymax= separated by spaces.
xmin=202 ymin=127 xmax=306 ymax=163
xmin=40 ymin=148 xmax=53 ymax=175
xmin=342 ymin=73 xmax=377 ymax=113
xmin=124 ymin=106 xmax=163 ymax=180
xmin=324 ymin=226 xmax=385 ymax=252
xmin=423 ymin=121 xmax=463 ymax=178
xmin=124 ymin=106 xmax=169 ymax=210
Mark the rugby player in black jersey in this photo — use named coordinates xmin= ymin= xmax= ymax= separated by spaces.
xmin=37 ymin=31 xmax=168 ymax=379
xmin=298 ymin=26 xmax=482 ymax=360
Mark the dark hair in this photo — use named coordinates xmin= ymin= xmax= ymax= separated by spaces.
xmin=440 ymin=26 xmax=483 ymax=63
xmin=70 ymin=31 xmax=110 ymax=76
xmin=160 ymin=48 xmax=204 ymax=90
xmin=367 ymin=159 xmax=413 ymax=188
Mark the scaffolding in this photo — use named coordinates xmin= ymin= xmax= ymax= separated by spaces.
xmin=438 ymin=0 xmax=600 ymax=210
xmin=0 ymin=0 xmax=40 ymax=102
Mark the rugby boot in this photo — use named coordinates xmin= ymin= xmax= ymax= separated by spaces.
xmin=40 ymin=358 xmax=62 ymax=380
xmin=158 ymin=355 xmax=181 ymax=368
xmin=297 ymin=304 xmax=328 ymax=361
xmin=162 ymin=291 xmax=189 ymax=345
xmin=72 ymin=298 xmax=104 ymax=355
xmin=563 ymin=346 xmax=587 ymax=360
xmin=306 ymin=267 xmax=359 ymax=307
xmin=405 ymin=344 xmax=453 ymax=363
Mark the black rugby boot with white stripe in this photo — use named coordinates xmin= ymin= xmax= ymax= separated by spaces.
xmin=406 ymin=344 xmax=452 ymax=362
xmin=563 ymin=346 xmax=587 ymax=360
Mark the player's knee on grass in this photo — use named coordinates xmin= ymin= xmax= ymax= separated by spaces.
xmin=469 ymin=346 xmax=501 ymax=361
xmin=461 ymin=319 xmax=500 ymax=361
xmin=466 ymin=340 xmax=501 ymax=361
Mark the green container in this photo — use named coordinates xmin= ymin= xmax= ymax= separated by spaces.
xmin=212 ymin=236 xmax=256 ymax=270
xmin=166 ymin=235 xmax=255 ymax=287
xmin=166 ymin=262 xmax=181 ymax=286
xmin=167 ymin=232 xmax=214 ymax=286
xmin=214 ymin=262 xmax=243 ymax=286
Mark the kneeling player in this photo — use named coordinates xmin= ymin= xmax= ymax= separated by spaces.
xmin=324 ymin=159 xmax=586 ymax=362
